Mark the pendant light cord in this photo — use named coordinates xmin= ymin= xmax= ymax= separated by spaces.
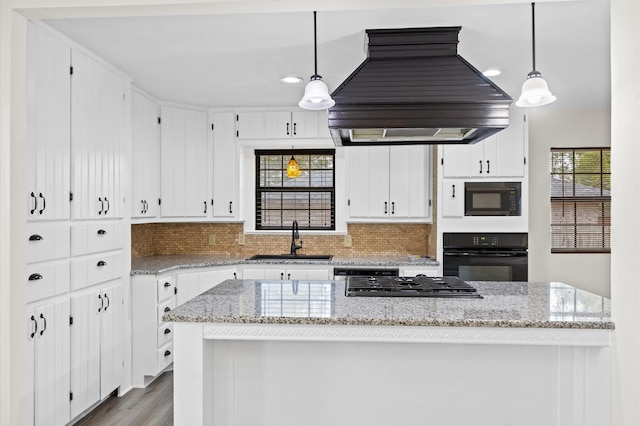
xmin=313 ymin=11 xmax=318 ymax=77
xmin=531 ymin=2 xmax=536 ymax=71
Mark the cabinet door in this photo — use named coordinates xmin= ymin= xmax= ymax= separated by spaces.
xmin=389 ymin=145 xmax=429 ymax=218
xmin=99 ymin=282 xmax=123 ymax=397
xmin=70 ymin=288 xmax=102 ymax=418
xmin=212 ymin=112 xmax=237 ymax=218
xmin=442 ymin=145 xmax=473 ymax=178
xmin=291 ymin=111 xmax=330 ymax=139
xmin=478 ymin=135 xmax=497 ymax=177
xmin=265 ymin=111 xmax=293 ymax=139
xmin=441 ymin=179 xmax=465 ymax=217
xmin=495 ymin=112 xmax=526 ymax=177
xmin=175 ymin=271 xmax=202 ymax=306
xmin=26 ymin=23 xmax=71 ymax=222
xmin=160 ymin=106 xmax=209 ymax=217
xmin=29 ymin=299 xmax=71 ymax=426
xmin=347 ymin=146 xmax=390 ymax=218
xmin=236 ymin=112 xmax=265 ymax=139
xmin=132 ymin=90 xmax=160 ymax=218
xmin=288 ymin=269 xmax=330 ymax=280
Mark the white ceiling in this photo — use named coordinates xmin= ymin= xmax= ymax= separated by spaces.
xmin=43 ymin=0 xmax=610 ymax=110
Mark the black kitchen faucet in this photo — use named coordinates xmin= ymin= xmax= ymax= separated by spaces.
xmin=290 ymin=220 xmax=302 ymax=256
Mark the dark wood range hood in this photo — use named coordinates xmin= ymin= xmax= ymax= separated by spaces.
xmin=328 ymin=27 xmax=513 ymax=146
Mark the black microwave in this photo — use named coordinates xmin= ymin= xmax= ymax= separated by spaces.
xmin=464 ymin=182 xmax=521 ymax=216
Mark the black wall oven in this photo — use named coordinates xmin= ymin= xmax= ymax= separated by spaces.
xmin=443 ymin=232 xmax=528 ymax=281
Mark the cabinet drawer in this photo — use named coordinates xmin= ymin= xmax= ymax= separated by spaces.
xmin=71 ymin=253 xmax=123 ymax=291
xmin=157 ymin=298 xmax=175 ymax=325
xmin=26 ymin=260 xmax=70 ymax=303
xmin=26 ymin=225 xmax=70 ymax=264
xmin=157 ymin=343 xmax=173 ymax=372
xmin=71 ymin=223 xmax=123 ymax=256
xmin=157 ymin=323 xmax=173 ymax=348
xmin=157 ymin=276 xmax=175 ymax=302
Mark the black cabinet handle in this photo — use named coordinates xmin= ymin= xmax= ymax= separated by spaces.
xmin=30 ymin=315 xmax=37 ymax=339
xmin=486 ymin=160 xmax=490 ymax=174
xmin=164 ymin=350 xmax=171 ymax=357
xmin=233 ymin=272 xmax=237 ymax=279
xmin=391 ymin=202 xmax=395 ymax=215
xmin=145 ymin=200 xmax=148 ymax=213
xmin=479 ymin=160 xmax=483 ymax=174
xmin=293 ymin=122 xmax=297 ymax=135
xmin=229 ymin=201 xmax=233 ymax=214
xmin=164 ymin=306 xmax=171 ymax=313
xmin=28 ymin=273 xmax=43 ymax=281
xmin=280 ymin=272 xmax=284 ymax=280
xmin=104 ymin=197 xmax=110 ymax=214
xmin=29 ymin=234 xmax=43 ymax=241
xmin=384 ymin=201 xmax=388 ymax=214
xmin=287 ymin=273 xmax=291 ymax=280
xmin=30 ymin=192 xmax=37 ymax=215
xmin=39 ymin=313 xmax=46 ymax=336
xmin=98 ymin=197 xmax=103 ymax=215
xmin=204 ymin=201 xmax=207 ymax=214
xmin=98 ymin=294 xmax=104 ymax=312
xmin=141 ymin=200 xmax=145 ymax=214
xmin=286 ymin=122 xmax=290 ymax=135
xmin=104 ymin=293 xmax=110 ymax=311
xmin=164 ymin=281 xmax=171 ymax=288
xmin=97 ymin=229 xmax=106 ymax=235
xmin=452 ymin=184 xmax=456 ymax=198
xmin=38 ymin=193 xmax=46 ymax=215
xmin=97 ymin=260 xmax=107 ymax=267
xmin=164 ymin=328 xmax=171 ymax=334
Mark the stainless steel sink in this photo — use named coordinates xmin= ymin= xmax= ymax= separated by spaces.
xmin=247 ymin=254 xmax=333 ymax=261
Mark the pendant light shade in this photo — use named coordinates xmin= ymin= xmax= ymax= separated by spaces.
xmin=516 ymin=3 xmax=556 ymax=108
xmin=299 ymin=11 xmax=335 ymax=110
xmin=287 ymin=155 xmax=300 ymax=178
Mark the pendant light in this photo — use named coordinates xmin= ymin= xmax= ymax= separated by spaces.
xmin=516 ymin=2 xmax=556 ymax=107
xmin=299 ymin=11 xmax=335 ymax=110
xmin=286 ymin=148 xmax=300 ymax=178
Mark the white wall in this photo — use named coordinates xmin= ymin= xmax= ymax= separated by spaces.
xmin=528 ymin=108 xmax=611 ymax=297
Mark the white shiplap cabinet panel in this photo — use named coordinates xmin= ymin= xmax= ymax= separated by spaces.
xmin=26 ymin=22 xmax=71 ymax=222
xmin=131 ymin=89 xmax=160 ymax=218
xmin=26 ymin=224 xmax=70 ymax=264
xmin=212 ymin=112 xmax=238 ymax=219
xmin=441 ymin=179 xmax=465 ymax=218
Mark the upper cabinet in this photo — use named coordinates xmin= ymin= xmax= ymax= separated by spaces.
xmin=236 ymin=111 xmax=330 ymax=140
xmin=347 ymin=145 xmax=432 ymax=221
xmin=70 ymin=48 xmax=129 ymax=219
xmin=131 ymin=89 xmax=160 ymax=219
xmin=212 ymin=112 xmax=238 ymax=219
xmin=26 ymin=23 xmax=71 ymax=222
xmin=159 ymin=105 xmax=209 ymax=218
xmin=442 ymin=112 xmax=527 ymax=178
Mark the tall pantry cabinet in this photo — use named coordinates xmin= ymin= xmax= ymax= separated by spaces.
xmin=25 ymin=21 xmax=129 ymax=425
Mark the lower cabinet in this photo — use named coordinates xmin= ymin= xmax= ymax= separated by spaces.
xmin=242 ymin=266 xmax=330 ymax=281
xmin=26 ymin=298 xmax=70 ymax=426
xmin=69 ymin=280 xmax=123 ymax=419
xmin=175 ymin=267 xmax=238 ymax=306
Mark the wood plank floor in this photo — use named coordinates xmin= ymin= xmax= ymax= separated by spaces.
xmin=73 ymin=371 xmax=173 ymax=426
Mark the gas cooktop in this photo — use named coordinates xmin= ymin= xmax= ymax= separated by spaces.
xmin=345 ymin=275 xmax=483 ymax=298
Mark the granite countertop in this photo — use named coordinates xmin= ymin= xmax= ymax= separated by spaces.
xmin=130 ymin=254 xmax=439 ymax=275
xmin=164 ymin=279 xmax=613 ymax=330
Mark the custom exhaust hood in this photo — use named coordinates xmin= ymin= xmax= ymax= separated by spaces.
xmin=328 ymin=27 xmax=513 ymax=146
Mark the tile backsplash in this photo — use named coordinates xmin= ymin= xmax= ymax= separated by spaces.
xmin=132 ymin=222 xmax=436 ymax=259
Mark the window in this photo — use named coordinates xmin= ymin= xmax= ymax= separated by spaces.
xmin=550 ymin=148 xmax=611 ymax=253
xmin=255 ymin=149 xmax=335 ymax=230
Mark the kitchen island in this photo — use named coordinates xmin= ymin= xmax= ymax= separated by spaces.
xmin=165 ymin=279 xmax=612 ymax=426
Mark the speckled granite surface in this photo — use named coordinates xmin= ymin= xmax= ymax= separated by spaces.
xmin=130 ymin=254 xmax=439 ymax=275
xmin=164 ymin=279 xmax=613 ymax=330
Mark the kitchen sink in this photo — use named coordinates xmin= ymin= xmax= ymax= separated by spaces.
xmin=247 ymin=254 xmax=333 ymax=261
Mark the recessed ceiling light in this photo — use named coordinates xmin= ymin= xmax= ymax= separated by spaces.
xmin=280 ymin=76 xmax=303 ymax=84
xmin=483 ymin=69 xmax=501 ymax=77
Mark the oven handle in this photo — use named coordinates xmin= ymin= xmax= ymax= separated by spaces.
xmin=443 ymin=251 xmax=527 ymax=257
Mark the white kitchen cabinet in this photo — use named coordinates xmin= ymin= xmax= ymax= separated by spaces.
xmin=175 ymin=267 xmax=239 ymax=306
xmin=347 ymin=145 xmax=431 ymax=221
xmin=70 ymin=48 xmax=128 ymax=219
xmin=26 ymin=298 xmax=71 ymax=426
xmin=26 ymin=22 xmax=71 ymax=222
xmin=70 ymin=280 xmax=123 ymax=419
xmin=242 ymin=266 xmax=330 ymax=280
xmin=160 ymin=105 xmax=209 ymax=217
xmin=401 ymin=266 xmax=440 ymax=277
xmin=26 ymin=224 xmax=70 ymax=264
xmin=442 ymin=112 xmax=526 ymax=178
xmin=441 ymin=179 xmax=465 ymax=218
xmin=131 ymin=88 xmax=160 ymax=218
xmin=26 ymin=260 xmax=70 ymax=303
xmin=212 ymin=112 xmax=238 ymax=219
xmin=236 ymin=111 xmax=330 ymax=140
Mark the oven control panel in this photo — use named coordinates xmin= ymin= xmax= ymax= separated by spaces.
xmin=443 ymin=232 xmax=528 ymax=249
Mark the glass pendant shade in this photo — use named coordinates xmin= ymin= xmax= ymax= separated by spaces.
xmin=287 ymin=155 xmax=300 ymax=178
xmin=299 ymin=76 xmax=335 ymax=110
xmin=516 ymin=71 xmax=556 ymax=107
